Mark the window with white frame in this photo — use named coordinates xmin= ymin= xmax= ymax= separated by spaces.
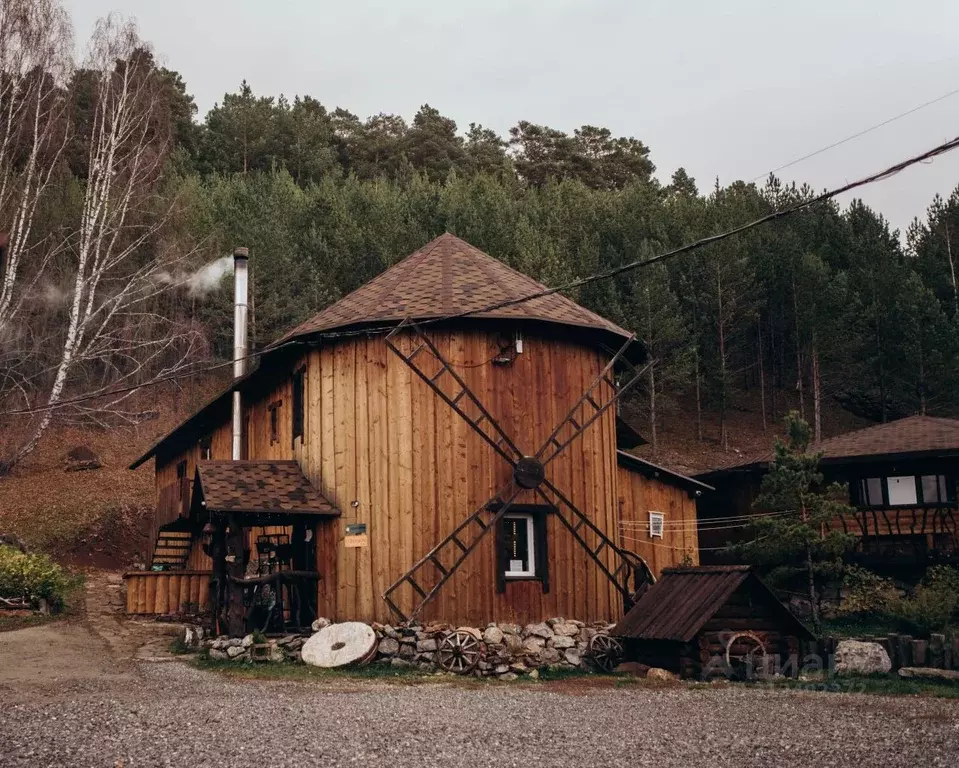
xmin=857 ymin=474 xmax=954 ymax=507
xmin=502 ymin=513 xmax=536 ymax=577
xmin=649 ymin=511 xmax=665 ymax=538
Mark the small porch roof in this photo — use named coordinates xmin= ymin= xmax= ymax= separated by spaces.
xmin=194 ymin=460 xmax=339 ymax=518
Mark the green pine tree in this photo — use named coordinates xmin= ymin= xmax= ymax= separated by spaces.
xmin=733 ymin=412 xmax=857 ymax=635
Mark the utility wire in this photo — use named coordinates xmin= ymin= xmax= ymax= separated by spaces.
xmin=748 ymin=85 xmax=959 ymax=183
xmin=5 ymin=132 xmax=959 ymax=418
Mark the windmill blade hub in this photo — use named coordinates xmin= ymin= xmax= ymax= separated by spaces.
xmin=514 ymin=456 xmax=546 ymax=489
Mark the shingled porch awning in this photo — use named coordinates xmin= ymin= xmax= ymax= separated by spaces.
xmin=193 ymin=460 xmax=339 ymax=522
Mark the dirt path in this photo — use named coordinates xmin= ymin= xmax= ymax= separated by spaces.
xmin=0 ymin=569 xmax=180 ymax=701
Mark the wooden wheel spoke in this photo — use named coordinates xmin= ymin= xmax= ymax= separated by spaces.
xmin=436 ymin=630 xmax=483 ymax=675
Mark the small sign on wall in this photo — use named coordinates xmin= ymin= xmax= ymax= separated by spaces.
xmin=345 ymin=523 xmax=368 ymax=548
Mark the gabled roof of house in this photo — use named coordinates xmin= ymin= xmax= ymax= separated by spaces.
xmin=130 ymin=233 xmax=643 ymax=470
xmin=195 ymin=460 xmax=339 ymax=517
xmin=698 ymin=415 xmax=959 ymax=479
xmin=272 ymin=232 xmax=634 ymax=347
xmin=616 ymin=450 xmax=713 ymax=494
xmin=611 ymin=565 xmax=814 ymax=642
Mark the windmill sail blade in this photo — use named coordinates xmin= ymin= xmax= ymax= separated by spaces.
xmin=536 ymin=479 xmax=649 ymax=610
xmin=383 ymin=483 xmax=523 ymax=624
xmin=536 ymin=334 xmax=651 ymax=466
xmin=386 ymin=319 xmax=523 ymax=466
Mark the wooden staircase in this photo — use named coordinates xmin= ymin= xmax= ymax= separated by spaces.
xmin=150 ymin=529 xmax=192 ymax=570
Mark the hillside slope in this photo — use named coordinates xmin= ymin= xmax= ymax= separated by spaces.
xmin=0 ymin=377 xmax=881 ymax=568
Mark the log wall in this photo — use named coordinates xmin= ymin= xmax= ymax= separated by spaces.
xmin=124 ymin=571 xmax=212 ymax=615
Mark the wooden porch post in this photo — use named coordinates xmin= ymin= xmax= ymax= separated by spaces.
xmin=224 ymin=514 xmax=247 ymax=636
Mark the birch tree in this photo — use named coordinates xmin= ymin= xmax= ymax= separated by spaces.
xmin=3 ymin=14 xmax=201 ymax=470
xmin=0 ymin=0 xmax=72 ymax=341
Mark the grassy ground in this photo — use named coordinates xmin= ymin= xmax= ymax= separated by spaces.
xmin=752 ymin=674 xmax=959 ymax=699
xmin=193 ymin=657 xmax=959 ymax=697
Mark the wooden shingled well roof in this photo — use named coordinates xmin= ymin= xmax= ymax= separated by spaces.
xmin=195 ymin=460 xmax=339 ymax=517
xmin=611 ymin=565 xmax=814 ymax=643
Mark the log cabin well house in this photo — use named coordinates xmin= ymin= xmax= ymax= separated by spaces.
xmin=127 ymin=234 xmax=710 ymax=634
xmin=695 ymin=416 xmax=959 ymax=576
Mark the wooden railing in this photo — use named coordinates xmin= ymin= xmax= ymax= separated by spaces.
xmin=826 ymin=506 xmax=958 ymax=542
xmin=146 ymin=478 xmax=192 ymax=567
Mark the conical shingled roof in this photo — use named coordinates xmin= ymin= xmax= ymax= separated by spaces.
xmin=274 ymin=233 xmax=632 ymax=345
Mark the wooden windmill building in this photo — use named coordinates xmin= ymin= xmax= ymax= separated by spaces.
xmin=128 ymin=234 xmax=708 ymax=634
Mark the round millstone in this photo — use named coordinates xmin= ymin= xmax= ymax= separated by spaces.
xmin=301 ymin=622 xmax=377 ymax=668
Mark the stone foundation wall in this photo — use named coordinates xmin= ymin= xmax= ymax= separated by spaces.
xmin=194 ymin=617 xmax=615 ymax=676
xmin=372 ymin=618 xmax=615 ymax=678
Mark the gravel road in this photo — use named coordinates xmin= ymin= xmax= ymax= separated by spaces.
xmin=3 ymin=661 xmax=958 ymax=767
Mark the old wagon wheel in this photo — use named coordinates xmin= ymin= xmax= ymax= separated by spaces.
xmin=436 ymin=630 xmax=483 ymax=674
xmin=588 ymin=633 xmax=623 ymax=672
xmin=724 ymin=631 xmax=768 ymax=680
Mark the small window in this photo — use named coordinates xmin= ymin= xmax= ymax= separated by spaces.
xmin=199 ymin=436 xmax=212 ymax=461
xmin=649 ymin=511 xmax=665 ymax=538
xmin=176 ymin=459 xmax=187 ymax=480
xmin=495 ymin=506 xmax=550 ymax=593
xmin=921 ymin=475 xmax=951 ymax=504
xmin=887 ymin=476 xmax=918 ymax=506
xmin=268 ymin=400 xmax=282 ymax=445
xmin=292 ymin=368 xmax=305 ymax=441
xmin=503 ymin=514 xmax=535 ymax=577
xmin=860 ymin=477 xmax=884 ymax=507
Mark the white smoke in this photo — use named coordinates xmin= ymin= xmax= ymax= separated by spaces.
xmin=155 ymin=254 xmax=234 ymax=297
xmin=185 ymin=255 xmax=233 ymax=296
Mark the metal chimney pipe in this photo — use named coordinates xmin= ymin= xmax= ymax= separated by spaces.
xmin=231 ymin=247 xmax=249 ymax=461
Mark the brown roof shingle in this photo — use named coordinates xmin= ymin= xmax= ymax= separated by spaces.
xmin=196 ymin=460 xmax=339 ymax=517
xmin=700 ymin=415 xmax=959 ymax=476
xmin=273 ymin=232 xmax=632 ymax=346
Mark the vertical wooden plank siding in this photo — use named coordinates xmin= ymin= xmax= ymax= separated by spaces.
xmin=615 ymin=463 xmax=701 ymax=576
xmin=143 ymin=329 xmax=704 ymax=625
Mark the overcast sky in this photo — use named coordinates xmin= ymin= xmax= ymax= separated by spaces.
xmin=67 ymin=0 xmax=959 ymax=232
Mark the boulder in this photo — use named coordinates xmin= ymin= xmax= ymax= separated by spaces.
xmin=65 ymin=445 xmax=101 ymax=472
xmin=523 ymin=637 xmax=546 ymax=653
xmin=226 ymin=645 xmax=245 ymax=659
xmin=550 ymin=635 xmax=575 ymax=650
xmin=564 ymin=649 xmax=582 ymax=667
xmin=498 ymin=672 xmax=519 ymax=681
xmin=898 ymin=666 xmax=959 ymax=682
xmin=377 ymin=637 xmax=400 ymax=656
xmin=834 ymin=640 xmax=892 ymax=676
xmin=241 ymin=634 xmax=255 ymax=648
xmin=528 ymin=669 xmax=540 ymax=680
xmin=483 ymin=626 xmax=505 ymax=645
xmin=416 ymin=638 xmax=438 ymax=653
xmin=500 ymin=623 xmax=522 ymax=635
xmin=552 ymin=622 xmax=580 ymax=637
xmin=525 ymin=622 xmax=554 ymax=639
xmin=302 ymin=622 xmax=377 ymax=668
xmin=311 ymin=617 xmax=332 ymax=633
xmin=268 ymin=643 xmax=285 ymax=663
xmin=646 ymin=667 xmax=678 ymax=681
xmin=613 ymin=661 xmax=650 ymax=677
xmin=209 ymin=649 xmax=228 ymax=661
xmin=494 ymin=664 xmax=510 ymax=674
xmin=505 ymin=634 xmax=525 ymax=653
xmin=538 ymin=647 xmax=561 ymax=665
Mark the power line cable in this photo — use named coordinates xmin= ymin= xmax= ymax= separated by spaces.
xmin=5 ymin=132 xmax=959 ymax=418
xmin=748 ymin=85 xmax=959 ymax=183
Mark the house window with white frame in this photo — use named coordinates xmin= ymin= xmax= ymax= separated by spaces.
xmin=649 ymin=511 xmax=665 ymax=538
xmin=502 ymin=513 xmax=536 ymax=578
